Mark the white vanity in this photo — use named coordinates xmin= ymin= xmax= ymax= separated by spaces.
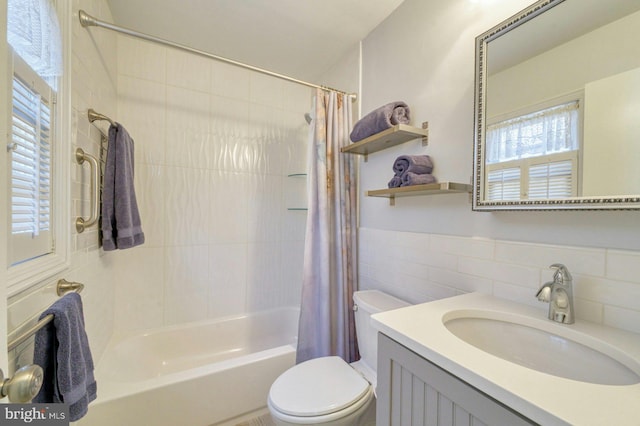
xmin=372 ymin=293 xmax=640 ymax=425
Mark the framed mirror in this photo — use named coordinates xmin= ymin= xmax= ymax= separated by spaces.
xmin=473 ymin=0 xmax=640 ymax=210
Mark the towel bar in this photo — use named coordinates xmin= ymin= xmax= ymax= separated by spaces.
xmin=75 ymin=148 xmax=100 ymax=233
xmin=7 ymin=279 xmax=85 ymax=352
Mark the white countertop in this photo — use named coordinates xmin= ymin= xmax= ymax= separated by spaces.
xmin=371 ymin=292 xmax=640 ymax=426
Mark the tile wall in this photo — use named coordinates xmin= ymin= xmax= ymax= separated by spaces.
xmin=111 ymin=35 xmax=310 ymax=335
xmin=359 ymin=227 xmax=640 ymax=334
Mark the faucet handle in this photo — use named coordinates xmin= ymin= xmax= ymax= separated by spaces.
xmin=550 ymin=263 xmax=572 ymax=284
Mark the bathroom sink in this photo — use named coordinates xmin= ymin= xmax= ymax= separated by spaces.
xmin=444 ymin=314 xmax=640 ymax=385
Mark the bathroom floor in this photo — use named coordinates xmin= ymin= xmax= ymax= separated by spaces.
xmin=235 ymin=413 xmax=275 ymax=426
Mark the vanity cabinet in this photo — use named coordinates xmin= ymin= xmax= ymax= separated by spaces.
xmin=376 ymin=333 xmax=535 ymax=426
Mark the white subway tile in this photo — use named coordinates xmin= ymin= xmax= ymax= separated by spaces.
xmin=495 ymin=241 xmax=606 ymax=277
xmin=459 ymin=257 xmax=541 ymax=288
xmin=430 ymin=267 xmax=493 ymax=294
xmin=603 ymin=305 xmax=640 ymax=335
xmin=575 ymin=274 xmax=640 ymax=312
xmin=430 ymin=234 xmax=494 ymax=259
xmin=606 ymin=249 xmax=640 ymax=284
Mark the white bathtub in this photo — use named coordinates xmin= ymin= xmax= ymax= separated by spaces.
xmin=77 ymin=308 xmax=299 ymax=426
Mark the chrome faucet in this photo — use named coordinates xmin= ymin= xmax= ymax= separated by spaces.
xmin=535 ymin=264 xmax=574 ymax=324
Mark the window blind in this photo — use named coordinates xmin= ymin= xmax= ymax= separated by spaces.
xmin=10 ymin=69 xmax=54 ymax=265
xmin=487 ymin=167 xmax=521 ymax=201
xmin=528 ymin=160 xmax=574 ymax=199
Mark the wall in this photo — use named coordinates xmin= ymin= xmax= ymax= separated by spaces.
xmin=111 ymin=35 xmax=309 ymax=335
xmin=8 ymin=0 xmax=117 ymax=369
xmin=354 ymin=0 xmax=640 ymax=333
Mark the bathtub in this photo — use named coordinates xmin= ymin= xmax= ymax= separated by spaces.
xmin=77 ymin=308 xmax=299 ymax=426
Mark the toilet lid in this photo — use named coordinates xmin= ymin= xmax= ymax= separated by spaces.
xmin=269 ymin=356 xmax=370 ymax=417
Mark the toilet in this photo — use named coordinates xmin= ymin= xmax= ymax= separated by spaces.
xmin=268 ymin=290 xmax=410 ymax=425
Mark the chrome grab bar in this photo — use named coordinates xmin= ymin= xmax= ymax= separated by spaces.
xmin=75 ymin=148 xmax=100 ymax=233
xmin=7 ymin=280 xmax=85 ymax=351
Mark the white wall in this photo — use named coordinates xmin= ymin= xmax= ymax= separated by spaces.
xmin=352 ymin=0 xmax=640 ymax=333
xmin=357 ymin=0 xmax=640 ymax=250
xmin=111 ymin=36 xmax=309 ymax=335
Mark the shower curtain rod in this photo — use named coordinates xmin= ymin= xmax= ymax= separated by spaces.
xmin=78 ymin=10 xmax=357 ymax=101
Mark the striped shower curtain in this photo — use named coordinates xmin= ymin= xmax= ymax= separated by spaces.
xmin=296 ymin=89 xmax=359 ymax=364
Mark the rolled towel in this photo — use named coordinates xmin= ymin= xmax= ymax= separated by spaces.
xmin=393 ymin=155 xmax=433 ymax=176
xmin=401 ymin=172 xmax=437 ymax=187
xmin=350 ymin=101 xmax=411 ymax=142
xmin=388 ymin=175 xmax=402 ymax=188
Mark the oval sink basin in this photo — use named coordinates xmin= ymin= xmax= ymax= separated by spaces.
xmin=445 ymin=316 xmax=640 ymax=385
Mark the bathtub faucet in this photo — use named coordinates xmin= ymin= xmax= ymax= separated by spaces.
xmin=535 ymin=264 xmax=574 ymax=324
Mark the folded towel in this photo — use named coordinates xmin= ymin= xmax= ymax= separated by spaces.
xmin=102 ymin=123 xmax=145 ymax=251
xmin=401 ymin=172 xmax=437 ymax=187
xmin=33 ymin=293 xmax=97 ymax=421
xmin=388 ymin=175 xmax=403 ymax=188
xmin=393 ymin=155 xmax=434 ymax=176
xmin=350 ymin=101 xmax=411 ymax=142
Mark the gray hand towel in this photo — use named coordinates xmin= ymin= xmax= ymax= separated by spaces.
xmin=33 ymin=293 xmax=97 ymax=421
xmin=102 ymin=123 xmax=145 ymax=250
xmin=350 ymin=101 xmax=411 ymax=142
xmin=401 ymin=172 xmax=437 ymax=187
xmin=393 ymin=155 xmax=434 ymax=176
xmin=388 ymin=175 xmax=403 ymax=188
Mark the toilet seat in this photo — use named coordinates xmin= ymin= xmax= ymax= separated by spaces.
xmin=268 ymin=356 xmax=373 ymax=422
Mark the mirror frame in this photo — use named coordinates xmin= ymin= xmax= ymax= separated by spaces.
xmin=473 ymin=0 xmax=640 ymax=211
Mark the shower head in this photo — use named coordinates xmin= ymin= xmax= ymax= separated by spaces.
xmin=304 ymin=113 xmax=312 ymax=124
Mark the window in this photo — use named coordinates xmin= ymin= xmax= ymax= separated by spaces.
xmin=9 ymin=58 xmax=54 ymax=265
xmin=485 ymin=100 xmax=580 ymax=201
xmin=6 ymin=0 xmax=68 ymax=293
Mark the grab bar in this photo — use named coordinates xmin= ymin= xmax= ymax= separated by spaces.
xmin=75 ymin=148 xmax=100 ymax=233
xmin=7 ymin=279 xmax=85 ymax=351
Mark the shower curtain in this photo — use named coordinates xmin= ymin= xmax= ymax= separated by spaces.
xmin=296 ymin=89 xmax=358 ymax=364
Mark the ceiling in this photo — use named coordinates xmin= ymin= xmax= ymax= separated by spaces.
xmin=106 ymin=0 xmax=405 ymax=82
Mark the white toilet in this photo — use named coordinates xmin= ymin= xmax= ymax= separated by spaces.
xmin=268 ymin=290 xmax=410 ymax=425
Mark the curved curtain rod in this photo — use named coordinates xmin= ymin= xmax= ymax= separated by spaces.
xmin=78 ymin=10 xmax=357 ymax=101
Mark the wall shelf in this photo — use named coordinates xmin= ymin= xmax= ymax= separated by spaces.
xmin=341 ymin=123 xmax=428 ymax=161
xmin=367 ymin=182 xmax=472 ymax=206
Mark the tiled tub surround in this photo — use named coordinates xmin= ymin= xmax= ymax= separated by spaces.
xmin=112 ymin=35 xmax=309 ymax=334
xmin=359 ymin=227 xmax=640 ymax=335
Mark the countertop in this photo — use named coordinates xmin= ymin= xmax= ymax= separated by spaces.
xmin=371 ymin=292 xmax=640 ymax=426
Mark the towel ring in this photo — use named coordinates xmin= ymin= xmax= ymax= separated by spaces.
xmin=75 ymin=148 xmax=100 ymax=233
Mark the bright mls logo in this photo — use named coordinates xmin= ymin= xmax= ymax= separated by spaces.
xmin=2 ymin=404 xmax=68 ymax=425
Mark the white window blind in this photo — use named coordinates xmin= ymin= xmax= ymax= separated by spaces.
xmin=528 ymin=159 xmax=575 ymax=200
xmin=487 ymin=167 xmax=521 ymax=201
xmin=9 ymin=57 xmax=55 ymax=265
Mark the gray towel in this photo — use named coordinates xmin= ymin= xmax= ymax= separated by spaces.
xmin=350 ymin=101 xmax=411 ymax=142
xmin=102 ymin=123 xmax=145 ymax=250
xmin=393 ymin=155 xmax=434 ymax=176
xmin=388 ymin=175 xmax=403 ymax=188
xmin=401 ymin=172 xmax=437 ymax=187
xmin=33 ymin=293 xmax=96 ymax=421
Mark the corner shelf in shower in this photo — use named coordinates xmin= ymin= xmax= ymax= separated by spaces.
xmin=367 ymin=182 xmax=473 ymax=206
xmin=286 ymin=173 xmax=308 ymax=211
xmin=341 ymin=123 xmax=429 ymax=161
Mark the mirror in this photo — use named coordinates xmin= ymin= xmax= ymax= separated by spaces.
xmin=473 ymin=0 xmax=640 ymax=210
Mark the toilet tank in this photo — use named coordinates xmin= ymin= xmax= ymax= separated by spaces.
xmin=353 ymin=290 xmax=409 ymax=372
